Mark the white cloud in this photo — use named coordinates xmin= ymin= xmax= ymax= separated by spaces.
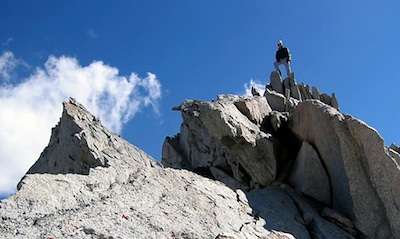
xmin=243 ymin=79 xmax=265 ymax=96
xmin=0 ymin=51 xmax=29 ymax=83
xmin=0 ymin=51 xmax=18 ymax=81
xmin=0 ymin=52 xmax=162 ymax=196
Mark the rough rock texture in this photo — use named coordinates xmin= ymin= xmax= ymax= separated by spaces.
xmin=165 ymin=95 xmax=279 ymax=189
xmin=1 ymin=70 xmax=399 ymax=239
xmin=20 ymin=97 xmax=158 ymax=178
xmin=289 ymin=141 xmax=331 ymax=205
xmin=0 ymin=98 xmax=300 ymax=239
xmin=289 ymin=100 xmax=400 ymax=239
xmin=162 ymin=72 xmax=400 ymax=238
xmin=266 ymin=72 xmax=339 ymax=111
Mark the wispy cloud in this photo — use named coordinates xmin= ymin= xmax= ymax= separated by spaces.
xmin=0 ymin=52 xmax=162 ymax=196
xmin=0 ymin=51 xmax=19 ymax=81
xmin=87 ymin=29 xmax=98 ymax=39
xmin=0 ymin=51 xmax=30 ymax=82
xmin=243 ymin=79 xmax=265 ymax=96
xmin=1 ymin=37 xmax=14 ymax=47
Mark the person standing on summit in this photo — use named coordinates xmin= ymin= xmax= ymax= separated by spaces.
xmin=274 ymin=40 xmax=292 ymax=77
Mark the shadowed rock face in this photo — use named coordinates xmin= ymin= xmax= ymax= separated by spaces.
xmin=163 ymin=73 xmax=400 ymax=238
xmin=289 ymin=100 xmax=400 ymax=238
xmin=1 ymin=97 xmax=302 ymax=239
xmin=1 ymin=71 xmax=399 ymax=239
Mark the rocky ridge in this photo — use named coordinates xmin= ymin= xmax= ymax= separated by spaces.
xmin=162 ymin=73 xmax=400 ymax=238
xmin=0 ymin=73 xmax=399 ymax=239
xmin=0 ymin=97 xmax=304 ymax=239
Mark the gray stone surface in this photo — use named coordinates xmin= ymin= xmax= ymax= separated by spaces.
xmin=298 ymin=83 xmax=312 ymax=101
xmin=4 ymin=167 xmax=300 ymax=239
xmin=163 ymin=76 xmax=400 ymax=238
xmin=389 ymin=143 xmax=400 ymax=154
xmin=331 ymin=93 xmax=339 ymax=110
xmin=388 ymin=144 xmax=400 ymax=165
xmin=266 ymin=72 xmax=339 ymax=110
xmin=289 ymin=100 xmax=400 ymax=239
xmin=289 ymin=141 xmax=331 ymax=205
xmin=246 ymin=186 xmax=311 ymax=239
xmin=285 ymin=187 xmax=357 ymax=239
xmin=283 ymin=76 xmax=302 ymax=101
xmin=233 ymin=95 xmax=272 ymax=126
xmin=270 ymin=71 xmax=283 ymax=94
xmin=20 ymin=98 xmax=158 ymax=178
xmin=269 ymin=111 xmax=288 ymax=132
xmin=0 ymin=98 xmax=299 ymax=239
xmin=311 ymin=86 xmax=320 ymax=100
xmin=264 ymin=89 xmax=286 ymax=112
xmin=1 ymin=70 xmax=398 ymax=239
xmin=166 ymin=95 xmax=278 ymax=187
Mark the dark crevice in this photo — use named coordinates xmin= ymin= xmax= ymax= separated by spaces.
xmin=273 ymin=123 xmax=302 ymax=183
xmin=237 ymin=163 xmax=252 ymax=187
xmin=192 ymin=167 xmax=214 ymax=180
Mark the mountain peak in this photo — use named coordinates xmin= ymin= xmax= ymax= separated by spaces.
xmin=2 ymin=73 xmax=400 ymax=239
xmin=162 ymin=72 xmax=400 ymax=238
xmin=18 ymin=97 xmax=159 ymax=187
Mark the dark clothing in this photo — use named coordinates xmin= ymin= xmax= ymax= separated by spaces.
xmin=275 ymin=46 xmax=290 ymax=62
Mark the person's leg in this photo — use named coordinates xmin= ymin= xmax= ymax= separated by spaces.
xmin=274 ymin=61 xmax=280 ymax=71
xmin=283 ymin=60 xmax=291 ymax=77
xmin=274 ymin=61 xmax=282 ymax=75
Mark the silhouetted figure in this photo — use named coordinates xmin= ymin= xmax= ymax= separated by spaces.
xmin=274 ymin=40 xmax=292 ymax=77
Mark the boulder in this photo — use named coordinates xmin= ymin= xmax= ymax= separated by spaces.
xmin=161 ymin=135 xmax=186 ymax=169
xmin=283 ymin=75 xmax=302 ymax=101
xmin=331 ymin=92 xmax=339 ymax=110
xmin=298 ymin=83 xmax=312 ymax=101
xmin=233 ymin=95 xmax=272 ymax=126
xmin=264 ymin=89 xmax=286 ymax=112
xmin=289 ymin=100 xmax=400 ymax=239
xmin=270 ymin=71 xmax=283 ymax=94
xmin=289 ymin=141 xmax=331 ymax=205
xmin=346 ymin=116 xmax=400 ymax=238
xmin=163 ymin=95 xmax=279 ymax=188
xmin=311 ymin=86 xmax=320 ymax=100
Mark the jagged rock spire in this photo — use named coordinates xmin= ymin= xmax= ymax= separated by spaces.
xmin=265 ymin=71 xmax=340 ymax=112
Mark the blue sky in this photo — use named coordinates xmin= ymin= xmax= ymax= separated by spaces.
xmin=1 ymin=1 xmax=399 ymax=198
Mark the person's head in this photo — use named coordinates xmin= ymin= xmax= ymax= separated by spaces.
xmin=277 ymin=40 xmax=283 ymax=48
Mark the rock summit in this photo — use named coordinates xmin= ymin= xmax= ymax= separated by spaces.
xmin=1 ymin=73 xmax=400 ymax=239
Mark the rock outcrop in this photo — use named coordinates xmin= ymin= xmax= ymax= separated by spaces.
xmin=0 ymin=98 xmax=304 ymax=239
xmin=162 ymin=72 xmax=400 ymax=238
xmin=265 ymin=72 xmax=339 ymax=112
xmin=289 ymin=100 xmax=400 ymax=238
xmin=1 ymin=71 xmax=399 ymax=239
